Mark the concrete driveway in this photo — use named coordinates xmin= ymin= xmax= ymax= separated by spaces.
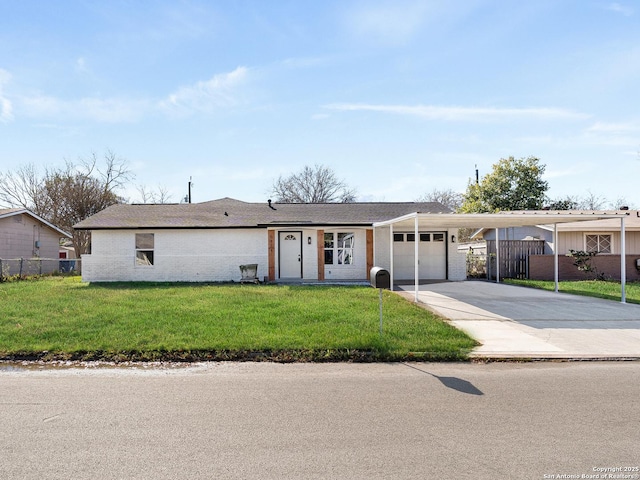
xmin=397 ymin=281 xmax=640 ymax=359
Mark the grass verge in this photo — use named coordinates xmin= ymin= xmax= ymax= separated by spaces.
xmin=504 ymin=278 xmax=640 ymax=304
xmin=0 ymin=277 xmax=477 ymax=362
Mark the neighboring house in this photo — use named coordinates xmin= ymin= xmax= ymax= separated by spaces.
xmin=473 ymin=210 xmax=640 ymax=281
xmin=0 ymin=208 xmax=72 ymax=275
xmin=73 ymin=197 xmax=466 ymax=283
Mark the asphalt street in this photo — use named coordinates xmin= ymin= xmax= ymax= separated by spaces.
xmin=1 ymin=361 xmax=638 ymax=480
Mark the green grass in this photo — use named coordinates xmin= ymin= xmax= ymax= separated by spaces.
xmin=0 ymin=277 xmax=477 ymax=362
xmin=504 ymin=278 xmax=640 ymax=304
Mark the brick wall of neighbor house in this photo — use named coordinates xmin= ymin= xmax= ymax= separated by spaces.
xmin=81 ymin=229 xmax=268 ymax=282
xmin=528 ymin=254 xmax=640 ymax=281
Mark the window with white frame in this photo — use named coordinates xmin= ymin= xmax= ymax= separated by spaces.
xmin=324 ymin=232 xmax=354 ymax=265
xmin=135 ymin=233 xmax=155 ymax=265
xmin=585 ymin=234 xmax=611 ymax=253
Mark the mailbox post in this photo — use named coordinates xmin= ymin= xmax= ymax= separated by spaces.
xmin=370 ymin=267 xmax=391 ymax=336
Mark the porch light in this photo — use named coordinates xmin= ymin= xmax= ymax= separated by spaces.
xmin=308 ymin=236 xmax=312 ymax=245
xmin=451 ymin=235 xmax=456 ymax=243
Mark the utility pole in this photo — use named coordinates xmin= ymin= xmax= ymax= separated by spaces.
xmin=188 ymin=177 xmax=192 ymax=203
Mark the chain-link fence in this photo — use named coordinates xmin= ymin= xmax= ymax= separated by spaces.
xmin=0 ymin=257 xmax=81 ymax=280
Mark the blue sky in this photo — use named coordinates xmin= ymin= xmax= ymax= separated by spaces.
xmin=1 ymin=1 xmax=639 ymax=206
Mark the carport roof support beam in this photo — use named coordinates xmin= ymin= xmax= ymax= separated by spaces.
xmin=372 ymin=211 xmax=627 ymax=230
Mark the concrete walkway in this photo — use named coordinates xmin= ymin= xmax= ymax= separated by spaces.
xmin=396 ymin=281 xmax=640 ymax=359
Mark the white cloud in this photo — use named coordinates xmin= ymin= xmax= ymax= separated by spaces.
xmin=583 ymin=121 xmax=640 ymax=147
xmin=324 ymin=103 xmax=590 ymax=121
xmin=160 ymin=66 xmax=249 ymax=114
xmin=10 ymin=67 xmax=249 ymax=124
xmin=0 ymin=69 xmax=14 ymax=123
xmin=586 ymin=121 xmax=640 ymax=134
xmin=606 ymin=2 xmax=634 ymax=16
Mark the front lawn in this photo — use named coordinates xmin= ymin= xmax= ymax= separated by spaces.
xmin=0 ymin=277 xmax=477 ymax=362
xmin=504 ymin=278 xmax=640 ymax=304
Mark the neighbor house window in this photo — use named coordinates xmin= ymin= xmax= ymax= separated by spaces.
xmin=585 ymin=234 xmax=611 ymax=253
xmin=135 ymin=233 xmax=154 ymax=265
xmin=324 ymin=232 xmax=354 ymax=265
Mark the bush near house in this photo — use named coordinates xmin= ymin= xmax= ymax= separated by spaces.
xmin=0 ymin=277 xmax=477 ymax=362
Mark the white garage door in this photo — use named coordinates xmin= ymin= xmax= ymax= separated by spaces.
xmin=393 ymin=232 xmax=447 ymax=280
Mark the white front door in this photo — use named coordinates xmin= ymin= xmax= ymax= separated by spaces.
xmin=279 ymin=231 xmax=302 ymax=278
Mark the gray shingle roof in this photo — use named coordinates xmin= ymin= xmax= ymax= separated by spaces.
xmin=73 ymin=197 xmax=450 ymax=230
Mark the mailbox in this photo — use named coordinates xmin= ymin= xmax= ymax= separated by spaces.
xmin=370 ymin=266 xmax=391 ymax=290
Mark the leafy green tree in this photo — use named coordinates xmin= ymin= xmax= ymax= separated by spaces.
xmin=460 ymin=156 xmax=549 ymax=213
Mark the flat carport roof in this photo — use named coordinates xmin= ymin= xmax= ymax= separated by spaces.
xmin=373 ymin=211 xmax=631 ymax=302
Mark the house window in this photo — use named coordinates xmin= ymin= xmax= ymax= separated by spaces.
xmin=324 ymin=232 xmax=354 ymax=265
xmin=135 ymin=233 xmax=154 ymax=265
xmin=420 ymin=233 xmax=431 ymax=242
xmin=406 ymin=233 xmax=415 ymax=242
xmin=585 ymin=234 xmax=611 ymax=254
xmin=433 ymin=233 xmax=445 ymax=242
xmin=393 ymin=233 xmax=404 ymax=242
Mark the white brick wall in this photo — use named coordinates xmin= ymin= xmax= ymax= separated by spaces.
xmin=82 ymin=229 xmax=267 ymax=282
xmin=81 ymin=226 xmax=468 ymax=283
xmin=448 ymin=230 xmax=467 ymax=281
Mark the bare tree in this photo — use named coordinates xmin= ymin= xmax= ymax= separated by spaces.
xmin=576 ymin=190 xmax=608 ymax=210
xmin=272 ymin=164 xmax=356 ymax=203
xmin=0 ymin=163 xmax=48 ymax=213
xmin=135 ymin=184 xmax=173 ymax=204
xmin=416 ymin=188 xmax=463 ymax=212
xmin=0 ymin=150 xmax=132 ymax=257
xmin=609 ymin=196 xmax=636 ymax=210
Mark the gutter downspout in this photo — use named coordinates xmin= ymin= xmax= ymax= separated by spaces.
xmin=389 ymin=223 xmax=394 ymax=292
xmin=621 ymin=216 xmax=626 ymax=303
xmin=495 ymin=228 xmax=500 ymax=283
xmin=554 ymin=223 xmax=559 ymax=293
xmin=414 ymin=215 xmax=419 ymax=303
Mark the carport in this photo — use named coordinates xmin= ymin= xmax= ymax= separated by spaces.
xmin=373 ymin=211 xmax=630 ymax=302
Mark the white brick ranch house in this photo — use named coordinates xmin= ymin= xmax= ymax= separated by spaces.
xmin=73 ymin=197 xmax=467 ymax=283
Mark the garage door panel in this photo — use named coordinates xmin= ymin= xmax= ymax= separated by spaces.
xmin=393 ymin=231 xmax=446 ymax=280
